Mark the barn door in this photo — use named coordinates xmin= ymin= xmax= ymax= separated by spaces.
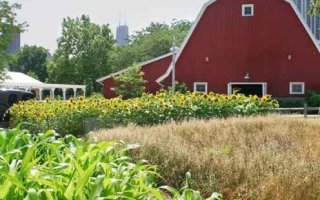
xmin=228 ymin=83 xmax=267 ymax=97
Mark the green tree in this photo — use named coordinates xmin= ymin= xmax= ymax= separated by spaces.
xmin=0 ymin=1 xmax=26 ymax=73
xmin=310 ymin=0 xmax=320 ymax=14
xmin=9 ymin=45 xmax=48 ymax=82
xmin=26 ymin=70 xmax=39 ymax=80
xmin=48 ymin=15 xmax=114 ymax=94
xmin=109 ymin=45 xmax=137 ymax=72
xmin=110 ymin=19 xmax=192 ymax=72
xmin=113 ymin=65 xmax=147 ymax=99
xmin=131 ymin=19 xmax=191 ymax=61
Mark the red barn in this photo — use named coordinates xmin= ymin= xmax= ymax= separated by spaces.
xmin=97 ymin=0 xmax=320 ymax=99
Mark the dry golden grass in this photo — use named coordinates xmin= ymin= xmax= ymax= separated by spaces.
xmin=92 ymin=115 xmax=320 ymax=200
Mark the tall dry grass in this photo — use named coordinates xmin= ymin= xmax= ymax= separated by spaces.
xmin=93 ymin=115 xmax=320 ymax=200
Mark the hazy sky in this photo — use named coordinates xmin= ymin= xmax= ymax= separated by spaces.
xmin=8 ymin=0 xmax=208 ymax=53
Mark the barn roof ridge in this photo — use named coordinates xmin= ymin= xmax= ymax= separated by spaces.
xmin=96 ymin=52 xmax=172 ymax=83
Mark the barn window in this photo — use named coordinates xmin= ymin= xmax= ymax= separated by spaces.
xmin=290 ymin=82 xmax=305 ymax=94
xmin=242 ymin=4 xmax=254 ymax=16
xmin=194 ymin=82 xmax=208 ymax=93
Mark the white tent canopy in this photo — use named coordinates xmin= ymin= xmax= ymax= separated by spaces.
xmin=0 ymin=71 xmax=86 ymax=100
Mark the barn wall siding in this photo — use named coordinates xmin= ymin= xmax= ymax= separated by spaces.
xmin=165 ymin=0 xmax=320 ymax=97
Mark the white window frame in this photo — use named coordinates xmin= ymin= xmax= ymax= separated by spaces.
xmin=227 ymin=82 xmax=267 ymax=96
xmin=242 ymin=4 xmax=254 ymax=16
xmin=289 ymin=82 xmax=305 ymax=94
xmin=193 ymin=82 xmax=208 ymax=94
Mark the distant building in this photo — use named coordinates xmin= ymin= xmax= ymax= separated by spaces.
xmin=5 ymin=33 xmax=21 ymax=55
xmin=293 ymin=0 xmax=320 ymax=40
xmin=116 ymin=25 xmax=129 ymax=46
xmin=46 ymin=50 xmax=53 ymax=61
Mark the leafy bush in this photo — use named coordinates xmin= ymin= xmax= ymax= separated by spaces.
xmin=10 ymin=92 xmax=278 ymax=136
xmin=0 ymin=126 xmax=220 ymax=199
xmin=112 ymin=65 xmax=147 ymax=99
xmin=167 ymin=81 xmax=189 ymax=94
xmin=278 ymin=99 xmax=305 ymax=108
xmin=306 ymin=91 xmax=320 ymax=107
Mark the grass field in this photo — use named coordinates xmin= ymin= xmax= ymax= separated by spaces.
xmin=93 ymin=115 xmax=320 ymax=200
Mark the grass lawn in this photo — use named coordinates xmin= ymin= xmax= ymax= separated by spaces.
xmin=93 ymin=115 xmax=320 ymax=200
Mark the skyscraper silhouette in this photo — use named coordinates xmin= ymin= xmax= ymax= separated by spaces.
xmin=5 ymin=33 xmax=20 ymax=55
xmin=116 ymin=24 xmax=129 ymax=46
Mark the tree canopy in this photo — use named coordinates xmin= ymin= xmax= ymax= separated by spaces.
xmin=47 ymin=15 xmax=114 ymax=95
xmin=9 ymin=45 xmax=48 ymax=82
xmin=45 ymin=17 xmax=191 ymax=97
xmin=310 ymin=0 xmax=320 ymax=15
xmin=110 ymin=20 xmax=192 ymax=72
xmin=0 ymin=1 xmax=26 ymax=72
xmin=112 ymin=65 xmax=147 ymax=99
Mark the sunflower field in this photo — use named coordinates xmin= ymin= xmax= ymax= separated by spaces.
xmin=10 ymin=92 xmax=278 ymax=136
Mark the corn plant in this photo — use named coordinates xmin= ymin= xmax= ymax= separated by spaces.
xmin=0 ymin=126 xmax=222 ymax=199
xmin=0 ymin=126 xmax=165 ymax=199
xmin=160 ymin=172 xmax=223 ymax=200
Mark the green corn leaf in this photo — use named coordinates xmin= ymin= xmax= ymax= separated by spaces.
xmin=0 ymin=178 xmax=13 ymax=199
xmin=43 ymin=190 xmax=55 ymax=200
xmin=159 ymin=186 xmax=181 ymax=198
xmin=88 ymin=174 xmax=105 ymax=200
xmin=139 ymin=178 xmax=164 ymax=200
xmin=184 ymin=172 xmax=192 ymax=189
xmin=182 ymin=189 xmax=200 ymax=200
xmin=75 ymin=161 xmax=98 ymax=197
xmin=20 ymin=142 xmax=38 ymax=176
xmin=206 ymin=192 xmax=223 ymax=200
xmin=24 ymin=188 xmax=39 ymax=200
xmin=64 ymin=172 xmax=76 ymax=200
xmin=1 ymin=172 xmax=24 ymax=188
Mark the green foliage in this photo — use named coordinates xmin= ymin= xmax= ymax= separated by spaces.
xmin=113 ymin=65 xmax=147 ymax=99
xmin=131 ymin=20 xmax=191 ymax=61
xmin=167 ymin=81 xmax=189 ymax=94
xmin=48 ymin=15 xmax=114 ymax=95
xmin=10 ymin=92 xmax=278 ymax=136
xmin=0 ymin=127 xmax=155 ymax=199
xmin=108 ymin=45 xmax=137 ymax=72
xmin=306 ymin=91 xmax=320 ymax=107
xmin=9 ymin=45 xmax=48 ymax=82
xmin=160 ymin=172 xmax=223 ymax=200
xmin=278 ymin=99 xmax=305 ymax=108
xmin=309 ymin=0 xmax=320 ymax=15
xmin=278 ymin=91 xmax=320 ymax=108
xmin=0 ymin=1 xmax=26 ymax=73
xmin=45 ymin=18 xmax=190 ymax=92
xmin=0 ymin=126 xmax=220 ymax=199
xmin=26 ymin=70 xmax=39 ymax=80
xmin=109 ymin=20 xmax=192 ymax=72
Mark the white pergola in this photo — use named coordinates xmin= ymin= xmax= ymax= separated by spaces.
xmin=0 ymin=71 xmax=86 ymax=101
